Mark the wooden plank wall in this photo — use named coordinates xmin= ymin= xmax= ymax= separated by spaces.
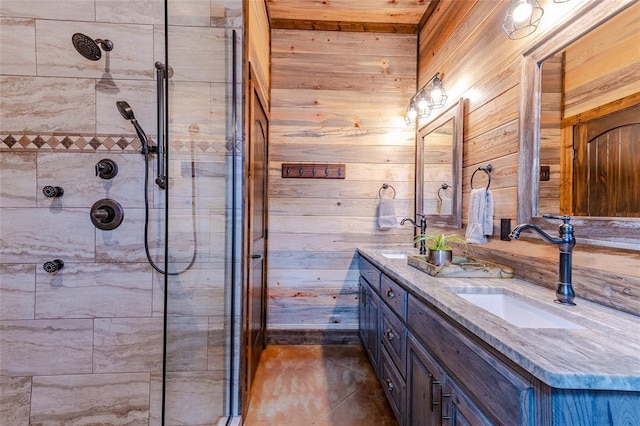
xmin=563 ymin=7 xmax=640 ymax=118
xmin=418 ymin=0 xmax=640 ymax=313
xmin=248 ymin=0 xmax=271 ymax=103
xmin=268 ymin=29 xmax=417 ymax=332
xmin=418 ymin=0 xmax=639 ymax=231
xmin=539 ymin=55 xmax=562 ymax=214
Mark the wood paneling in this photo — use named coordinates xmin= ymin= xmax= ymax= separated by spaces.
xmin=269 ymin=29 xmax=416 ymax=331
xmin=563 ymin=5 xmax=640 ymax=117
xmin=539 ymin=55 xmax=563 ymax=214
xmin=267 ymin=0 xmax=640 ymax=335
xmin=248 ymin=0 xmax=271 ymax=103
xmin=268 ymin=0 xmax=434 ymax=33
xmin=419 ymin=0 xmax=640 ymax=313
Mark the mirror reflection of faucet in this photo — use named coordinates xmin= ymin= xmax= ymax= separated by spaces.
xmin=401 ymin=214 xmax=427 ymax=254
xmin=509 ymin=214 xmax=576 ymax=306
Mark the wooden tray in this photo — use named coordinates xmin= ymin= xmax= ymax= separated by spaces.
xmin=407 ymin=255 xmax=514 ymax=278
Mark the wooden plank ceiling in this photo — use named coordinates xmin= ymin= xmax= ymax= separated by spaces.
xmin=267 ymin=0 xmax=438 ymax=33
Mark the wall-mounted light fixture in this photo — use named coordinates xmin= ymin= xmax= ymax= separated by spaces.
xmin=502 ymin=0 xmax=544 ymax=40
xmin=404 ymin=72 xmax=447 ymax=126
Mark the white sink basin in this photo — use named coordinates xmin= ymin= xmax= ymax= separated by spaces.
xmin=455 ymin=291 xmax=584 ymax=329
xmin=380 ymin=250 xmax=408 ymax=259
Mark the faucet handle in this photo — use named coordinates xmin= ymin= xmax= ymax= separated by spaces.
xmin=543 ymin=214 xmax=571 ymax=224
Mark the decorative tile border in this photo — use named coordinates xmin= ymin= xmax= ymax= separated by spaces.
xmin=0 ymin=133 xmax=242 ymax=154
xmin=0 ymin=133 xmax=142 ymax=153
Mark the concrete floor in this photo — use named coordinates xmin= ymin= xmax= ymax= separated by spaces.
xmin=244 ymin=345 xmax=397 ymax=426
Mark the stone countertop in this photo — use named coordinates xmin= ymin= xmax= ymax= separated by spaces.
xmin=357 ymin=246 xmax=640 ymax=392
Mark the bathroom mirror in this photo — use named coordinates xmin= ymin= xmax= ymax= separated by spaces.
xmin=518 ymin=1 xmax=640 ymax=248
xmin=416 ymin=98 xmax=464 ymax=228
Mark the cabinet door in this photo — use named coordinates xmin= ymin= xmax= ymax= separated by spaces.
xmin=443 ymin=377 xmax=493 ymax=426
xmin=359 ymin=278 xmax=379 ymax=371
xmin=358 ymin=277 xmax=367 ymax=344
xmin=406 ymin=335 xmax=443 ymax=426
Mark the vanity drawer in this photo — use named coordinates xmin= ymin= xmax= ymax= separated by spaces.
xmin=381 ymin=304 xmax=406 ymax=378
xmin=380 ymin=274 xmax=407 ymax=320
xmin=379 ymin=345 xmax=405 ymax=424
xmin=358 ymin=256 xmax=380 ymax=291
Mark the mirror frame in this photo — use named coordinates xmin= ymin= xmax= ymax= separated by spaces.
xmin=517 ymin=0 xmax=639 ymax=250
xmin=416 ymin=98 xmax=464 ymax=228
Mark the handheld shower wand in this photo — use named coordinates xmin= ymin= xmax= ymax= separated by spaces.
xmin=116 ymin=99 xmax=166 ymax=189
xmin=116 ymin=101 xmax=154 ymax=156
xmin=114 ymin=99 xmax=196 ymax=276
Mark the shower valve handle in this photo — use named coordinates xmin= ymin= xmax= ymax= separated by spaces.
xmin=43 ymin=186 xmax=64 ymax=198
xmin=95 ymin=159 xmax=118 ymax=179
xmin=91 ymin=208 xmax=111 ymax=223
xmin=43 ymin=259 xmax=64 ymax=273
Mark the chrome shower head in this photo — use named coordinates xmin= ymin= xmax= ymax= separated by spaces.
xmin=72 ymin=33 xmax=113 ymax=61
xmin=116 ymin=101 xmax=149 ymax=153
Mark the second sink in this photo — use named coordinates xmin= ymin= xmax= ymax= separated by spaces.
xmin=454 ymin=289 xmax=584 ymax=329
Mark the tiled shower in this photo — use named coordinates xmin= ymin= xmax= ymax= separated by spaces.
xmin=0 ymin=1 xmax=244 ymax=424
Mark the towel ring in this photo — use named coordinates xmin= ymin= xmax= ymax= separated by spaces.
xmin=470 ymin=164 xmax=492 ymax=190
xmin=437 ymin=183 xmax=451 ymax=201
xmin=379 ymin=183 xmax=396 ymax=199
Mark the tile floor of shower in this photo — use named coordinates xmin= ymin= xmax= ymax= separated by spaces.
xmin=244 ymin=345 xmax=397 ymax=426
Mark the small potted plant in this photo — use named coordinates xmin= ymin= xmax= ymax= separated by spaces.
xmin=415 ymin=233 xmax=467 ymax=266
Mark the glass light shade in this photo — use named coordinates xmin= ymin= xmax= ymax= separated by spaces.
xmin=427 ymin=76 xmax=447 ymax=109
xmin=404 ymin=100 xmax=418 ymax=125
xmin=416 ymin=89 xmax=429 ymax=111
xmin=502 ymin=0 xmax=544 ymax=40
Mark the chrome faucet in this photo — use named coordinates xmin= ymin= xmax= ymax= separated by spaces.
xmin=509 ymin=214 xmax=576 ymax=306
xmin=401 ymin=214 xmax=427 ymax=255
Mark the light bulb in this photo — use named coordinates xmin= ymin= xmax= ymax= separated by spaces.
xmin=416 ymin=90 xmax=429 ymax=111
xmin=431 ymin=87 xmax=443 ymax=101
xmin=512 ymin=0 xmax=533 ymax=23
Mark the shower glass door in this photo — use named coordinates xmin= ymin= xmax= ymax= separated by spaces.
xmin=160 ymin=1 xmax=242 ymax=424
xmin=0 ymin=0 xmax=241 ymax=424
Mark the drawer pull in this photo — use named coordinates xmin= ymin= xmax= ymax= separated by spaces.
xmin=430 ymin=376 xmax=440 ymax=412
xmin=386 ymin=288 xmax=395 ymax=299
xmin=439 ymin=386 xmax=451 ymax=426
xmin=385 ymin=378 xmax=395 ymax=392
xmin=384 ymin=329 xmax=395 ymax=341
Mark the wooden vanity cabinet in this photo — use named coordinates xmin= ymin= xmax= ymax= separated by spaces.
xmin=359 ymin=257 xmax=535 ymax=426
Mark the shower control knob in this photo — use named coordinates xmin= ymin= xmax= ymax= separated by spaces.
xmin=95 ymin=159 xmax=118 ymax=179
xmin=91 ymin=208 xmax=110 ymax=222
xmin=43 ymin=259 xmax=64 ymax=273
xmin=43 ymin=186 xmax=64 ymax=198
xmin=90 ymin=199 xmax=124 ymax=230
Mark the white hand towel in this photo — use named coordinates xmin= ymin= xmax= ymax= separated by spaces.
xmin=466 ymin=188 xmax=491 ymax=244
xmin=483 ymin=188 xmax=494 ymax=236
xmin=377 ymin=198 xmax=398 ymax=230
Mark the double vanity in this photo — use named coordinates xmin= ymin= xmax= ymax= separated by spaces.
xmin=357 ymin=247 xmax=640 ymax=425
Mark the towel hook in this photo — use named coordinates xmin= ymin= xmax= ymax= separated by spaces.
xmin=470 ymin=164 xmax=492 ymax=190
xmin=437 ymin=183 xmax=451 ymax=201
xmin=379 ymin=183 xmax=396 ymax=199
